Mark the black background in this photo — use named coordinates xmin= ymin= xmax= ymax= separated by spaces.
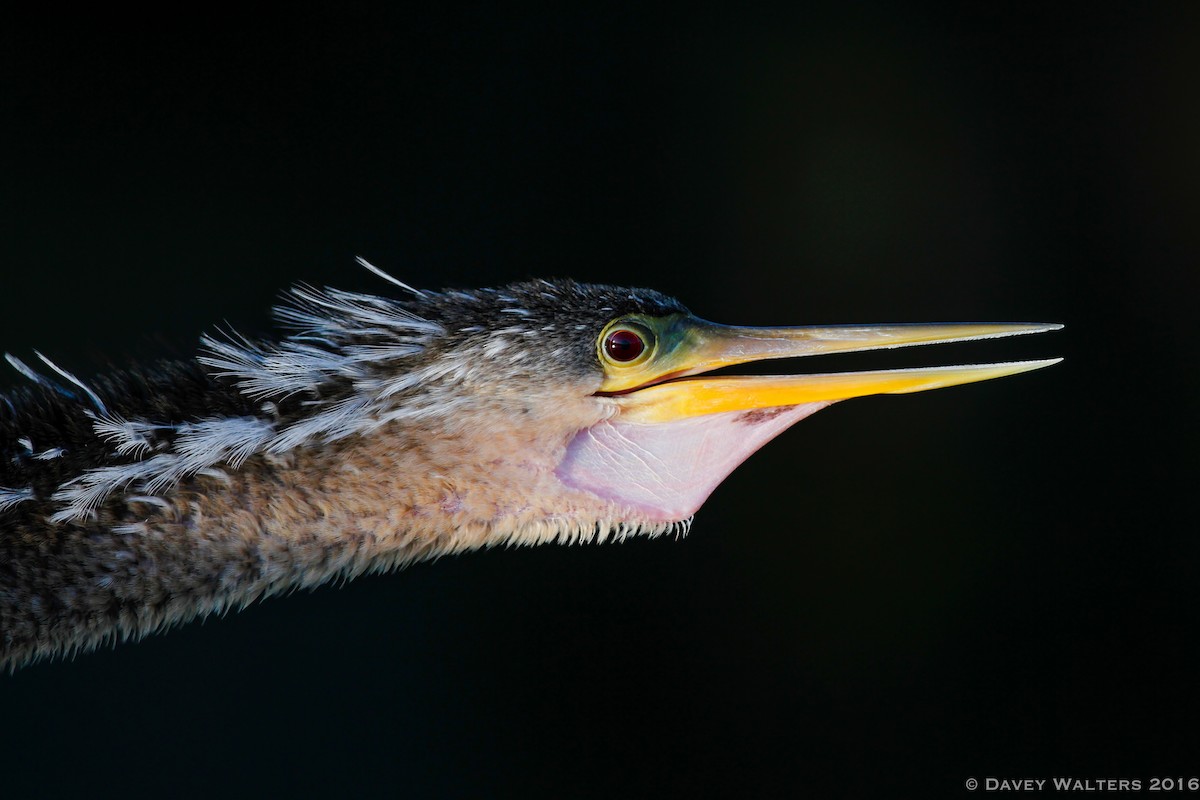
xmin=2 ymin=4 xmax=1197 ymax=798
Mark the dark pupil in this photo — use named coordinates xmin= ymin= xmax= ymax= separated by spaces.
xmin=605 ymin=329 xmax=645 ymax=361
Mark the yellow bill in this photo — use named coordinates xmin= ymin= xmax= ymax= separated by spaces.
xmin=616 ymin=359 xmax=1062 ymax=423
xmin=599 ymin=317 xmax=1063 ymax=423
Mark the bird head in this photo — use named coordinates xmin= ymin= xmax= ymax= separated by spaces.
xmin=194 ymin=264 xmax=1059 ymax=552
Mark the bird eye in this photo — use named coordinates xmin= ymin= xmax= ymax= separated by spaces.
xmin=603 ymin=328 xmax=647 ymax=363
xmin=598 ymin=318 xmax=656 ymax=369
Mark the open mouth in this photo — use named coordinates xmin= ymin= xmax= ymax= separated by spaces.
xmin=560 ymin=317 xmax=1061 ymax=519
xmin=603 ymin=320 xmax=1063 ymax=424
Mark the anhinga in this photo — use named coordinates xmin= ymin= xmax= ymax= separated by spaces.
xmin=0 ymin=260 xmax=1060 ymax=669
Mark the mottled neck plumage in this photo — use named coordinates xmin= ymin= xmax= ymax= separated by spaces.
xmin=0 ymin=380 xmax=678 ymax=670
xmin=1 ymin=274 xmax=688 ymax=669
xmin=0 ymin=360 xmax=320 ymax=668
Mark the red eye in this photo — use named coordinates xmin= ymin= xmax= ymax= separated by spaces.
xmin=604 ymin=328 xmax=646 ymax=362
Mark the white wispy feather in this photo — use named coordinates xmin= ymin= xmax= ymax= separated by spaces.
xmin=33 ymin=351 xmax=109 ymax=415
xmin=91 ymin=413 xmax=170 ymax=457
xmin=202 ymin=282 xmax=442 ymax=404
xmin=266 ymin=394 xmax=373 ymax=453
xmin=51 ymin=460 xmax=163 ymax=522
xmin=353 ymin=256 xmax=427 ymax=297
xmin=277 ymin=284 xmax=442 ymax=338
xmin=0 ymin=486 xmax=35 ymax=512
xmin=4 ymin=352 xmax=109 ymax=416
xmin=4 ymin=353 xmax=49 ymax=388
xmin=206 ymin=338 xmax=355 ymax=399
xmin=52 ymin=417 xmax=275 ymax=521
xmin=52 ymin=269 xmax=448 ymax=521
xmin=156 ymin=416 xmax=276 ymax=478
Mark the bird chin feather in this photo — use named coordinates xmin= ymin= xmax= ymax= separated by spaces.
xmin=554 ymin=402 xmax=832 ymax=522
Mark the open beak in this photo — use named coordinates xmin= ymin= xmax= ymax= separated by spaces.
xmin=614 ymin=320 xmax=1063 ymax=423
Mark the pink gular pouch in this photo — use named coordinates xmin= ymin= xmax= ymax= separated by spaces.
xmin=558 ymin=402 xmax=828 ymax=521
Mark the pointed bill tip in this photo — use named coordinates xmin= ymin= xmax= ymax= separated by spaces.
xmin=1001 ymin=322 xmax=1063 ymax=335
xmin=879 ymin=358 xmax=1064 ymax=395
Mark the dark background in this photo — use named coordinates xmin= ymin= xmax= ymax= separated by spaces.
xmin=1 ymin=4 xmax=1196 ymax=798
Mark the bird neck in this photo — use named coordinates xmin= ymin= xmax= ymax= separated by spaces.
xmin=0 ymin=412 xmax=619 ymax=669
